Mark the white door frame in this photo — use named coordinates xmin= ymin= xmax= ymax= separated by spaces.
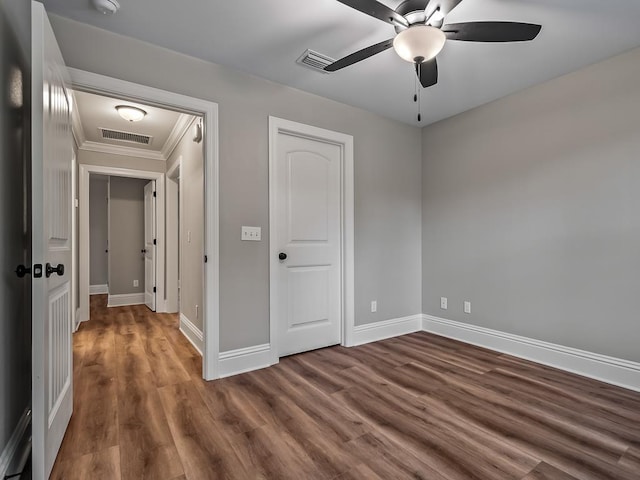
xmin=71 ymin=68 xmax=220 ymax=380
xmin=80 ymin=166 xmax=163 ymax=310
xmin=165 ymin=157 xmax=181 ymax=313
xmin=268 ymin=116 xmax=355 ymax=364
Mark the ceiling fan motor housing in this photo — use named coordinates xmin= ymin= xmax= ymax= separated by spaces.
xmin=395 ymin=0 xmax=431 ymax=32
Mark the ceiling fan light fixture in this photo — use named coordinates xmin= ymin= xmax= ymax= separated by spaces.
xmin=115 ymin=105 xmax=147 ymax=122
xmin=393 ymin=25 xmax=446 ymax=63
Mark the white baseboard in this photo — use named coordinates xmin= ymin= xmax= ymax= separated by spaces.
xmin=107 ymin=293 xmax=145 ymax=307
xmin=422 ymin=314 xmax=640 ymax=393
xmin=0 ymin=407 xmax=31 ymax=479
xmin=351 ymin=314 xmax=422 ymax=347
xmin=180 ymin=313 xmax=203 ymax=355
xmin=218 ymin=344 xmax=272 ymax=378
xmin=89 ymin=284 xmax=108 ymax=295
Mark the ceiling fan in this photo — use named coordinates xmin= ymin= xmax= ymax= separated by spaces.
xmin=325 ymin=0 xmax=542 ymax=89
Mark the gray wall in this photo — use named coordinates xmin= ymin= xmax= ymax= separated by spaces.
xmin=108 ymin=176 xmax=147 ymax=296
xmin=0 ymin=0 xmax=31 ymax=460
xmin=422 ymin=47 xmax=640 ymax=363
xmin=167 ymin=119 xmax=204 ymax=330
xmin=89 ymin=175 xmax=108 ymax=286
xmin=50 ymin=15 xmax=423 ymax=351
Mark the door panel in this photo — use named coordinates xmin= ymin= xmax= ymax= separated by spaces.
xmin=144 ymin=181 xmax=156 ymax=311
xmin=32 ymin=3 xmax=73 ymax=477
xmin=274 ymin=133 xmax=342 ymax=357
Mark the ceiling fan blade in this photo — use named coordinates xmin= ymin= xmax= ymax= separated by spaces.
xmin=336 ymin=0 xmax=409 ymax=27
xmin=424 ymin=0 xmax=464 ymax=26
xmin=416 ymin=58 xmax=438 ymax=88
xmin=442 ymin=22 xmax=542 ymax=42
xmin=324 ymin=38 xmax=394 ymax=72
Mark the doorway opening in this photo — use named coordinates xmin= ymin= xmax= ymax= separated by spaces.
xmin=73 ymin=85 xmax=212 ymax=372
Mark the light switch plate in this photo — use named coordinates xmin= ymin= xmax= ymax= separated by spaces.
xmin=241 ymin=226 xmax=262 ymax=241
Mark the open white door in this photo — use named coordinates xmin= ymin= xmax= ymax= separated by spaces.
xmin=144 ymin=181 xmax=156 ymax=311
xmin=31 ymin=3 xmax=73 ymax=478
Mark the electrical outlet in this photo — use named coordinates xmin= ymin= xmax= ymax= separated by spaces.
xmin=440 ymin=297 xmax=448 ymax=310
xmin=195 ymin=304 xmax=199 ymax=319
xmin=371 ymin=300 xmax=377 ymax=313
xmin=133 ymin=279 xmax=139 ymax=287
xmin=464 ymin=301 xmax=471 ymax=314
xmin=188 ymin=230 xmax=192 ymax=243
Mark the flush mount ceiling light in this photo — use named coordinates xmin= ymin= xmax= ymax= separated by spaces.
xmin=392 ymin=25 xmax=446 ymax=64
xmin=115 ymin=105 xmax=147 ymax=122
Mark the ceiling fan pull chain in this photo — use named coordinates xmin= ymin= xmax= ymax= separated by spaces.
xmin=416 ymin=62 xmax=422 ymax=122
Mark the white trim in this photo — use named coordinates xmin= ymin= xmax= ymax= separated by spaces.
xmin=0 ymin=408 xmax=31 ymax=480
xmin=165 ymin=157 xmax=181 ymax=313
xmin=79 ymin=164 xmax=165 ymax=320
xmin=79 ymin=141 xmax=166 ymax=162
xmin=352 ymin=315 xmax=423 ymax=346
xmin=70 ymin=91 xmax=86 ymax=149
xmin=89 ymin=284 xmax=108 ymax=295
xmin=70 ymin=68 xmax=219 ymax=380
xmin=422 ymin=314 xmax=640 ymax=392
xmin=107 ymin=293 xmax=145 ymax=307
xmin=219 ymin=344 xmax=272 ymax=378
xmin=180 ymin=313 xmax=203 ymax=355
xmin=161 ymin=114 xmax=195 ymax=159
xmin=75 ymin=308 xmax=81 ymax=332
xmin=268 ymin=117 xmax=355 ymax=364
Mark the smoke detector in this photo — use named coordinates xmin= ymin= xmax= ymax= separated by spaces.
xmin=92 ymin=0 xmax=120 ymax=15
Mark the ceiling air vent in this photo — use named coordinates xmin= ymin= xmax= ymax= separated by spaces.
xmin=296 ymin=49 xmax=335 ymax=73
xmin=99 ymin=127 xmax=153 ymax=146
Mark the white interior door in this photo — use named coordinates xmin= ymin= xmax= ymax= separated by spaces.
xmin=273 ymin=131 xmax=342 ymax=357
xmin=144 ymin=180 xmax=156 ymax=311
xmin=31 ymin=3 xmax=73 ymax=477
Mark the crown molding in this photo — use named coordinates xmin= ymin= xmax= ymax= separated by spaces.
xmin=162 ymin=114 xmax=196 ymax=160
xmin=79 ymin=140 xmax=166 ymax=161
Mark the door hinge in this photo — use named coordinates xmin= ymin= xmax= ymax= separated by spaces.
xmin=153 ymin=191 xmax=156 ymax=197
xmin=153 ymin=286 xmax=156 ymax=293
xmin=204 ymin=255 xmax=207 ymax=263
xmin=153 ymin=238 xmax=156 ymax=245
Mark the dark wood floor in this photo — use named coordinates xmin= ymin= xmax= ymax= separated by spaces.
xmin=50 ymin=295 xmax=640 ymax=479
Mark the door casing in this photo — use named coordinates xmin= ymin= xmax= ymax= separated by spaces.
xmin=71 ymin=68 xmax=220 ymax=380
xmin=268 ymin=116 xmax=355 ymax=364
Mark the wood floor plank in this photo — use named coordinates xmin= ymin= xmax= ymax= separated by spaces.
xmin=520 ymin=462 xmax=580 ymax=480
xmin=144 ymin=335 xmax=191 ymax=387
xmin=56 ymin=363 xmax=119 ymax=460
xmin=157 ymin=380 xmax=251 ymax=480
xmin=618 ymin=447 xmax=640 ymax=472
xmin=52 ymin=296 xmax=640 ymax=480
xmin=117 ymin=374 xmax=184 ymax=480
xmin=50 ymin=446 xmax=121 ymax=480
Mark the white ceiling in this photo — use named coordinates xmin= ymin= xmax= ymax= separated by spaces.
xmin=45 ymin=0 xmax=640 ymax=126
xmin=72 ymin=90 xmax=194 ymax=160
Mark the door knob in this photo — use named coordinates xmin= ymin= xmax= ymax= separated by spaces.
xmin=15 ymin=265 xmax=31 ymax=278
xmin=278 ymin=252 xmax=287 ymax=260
xmin=45 ymin=263 xmax=64 ymax=278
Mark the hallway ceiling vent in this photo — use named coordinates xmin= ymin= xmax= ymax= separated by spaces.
xmin=296 ymin=49 xmax=335 ymax=73
xmin=99 ymin=127 xmax=153 ymax=145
